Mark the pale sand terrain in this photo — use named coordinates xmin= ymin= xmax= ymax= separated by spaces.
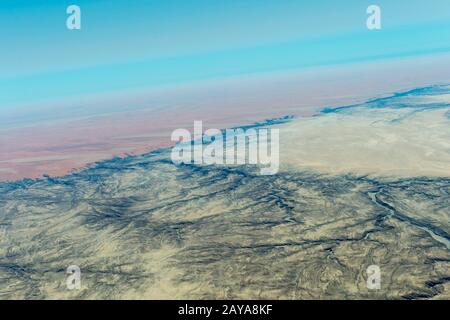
xmin=279 ymin=87 xmax=450 ymax=177
xmin=2 ymin=54 xmax=450 ymax=181
xmin=0 ymin=85 xmax=449 ymax=300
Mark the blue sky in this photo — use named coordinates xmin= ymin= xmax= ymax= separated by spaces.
xmin=1 ymin=0 xmax=450 ymax=108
